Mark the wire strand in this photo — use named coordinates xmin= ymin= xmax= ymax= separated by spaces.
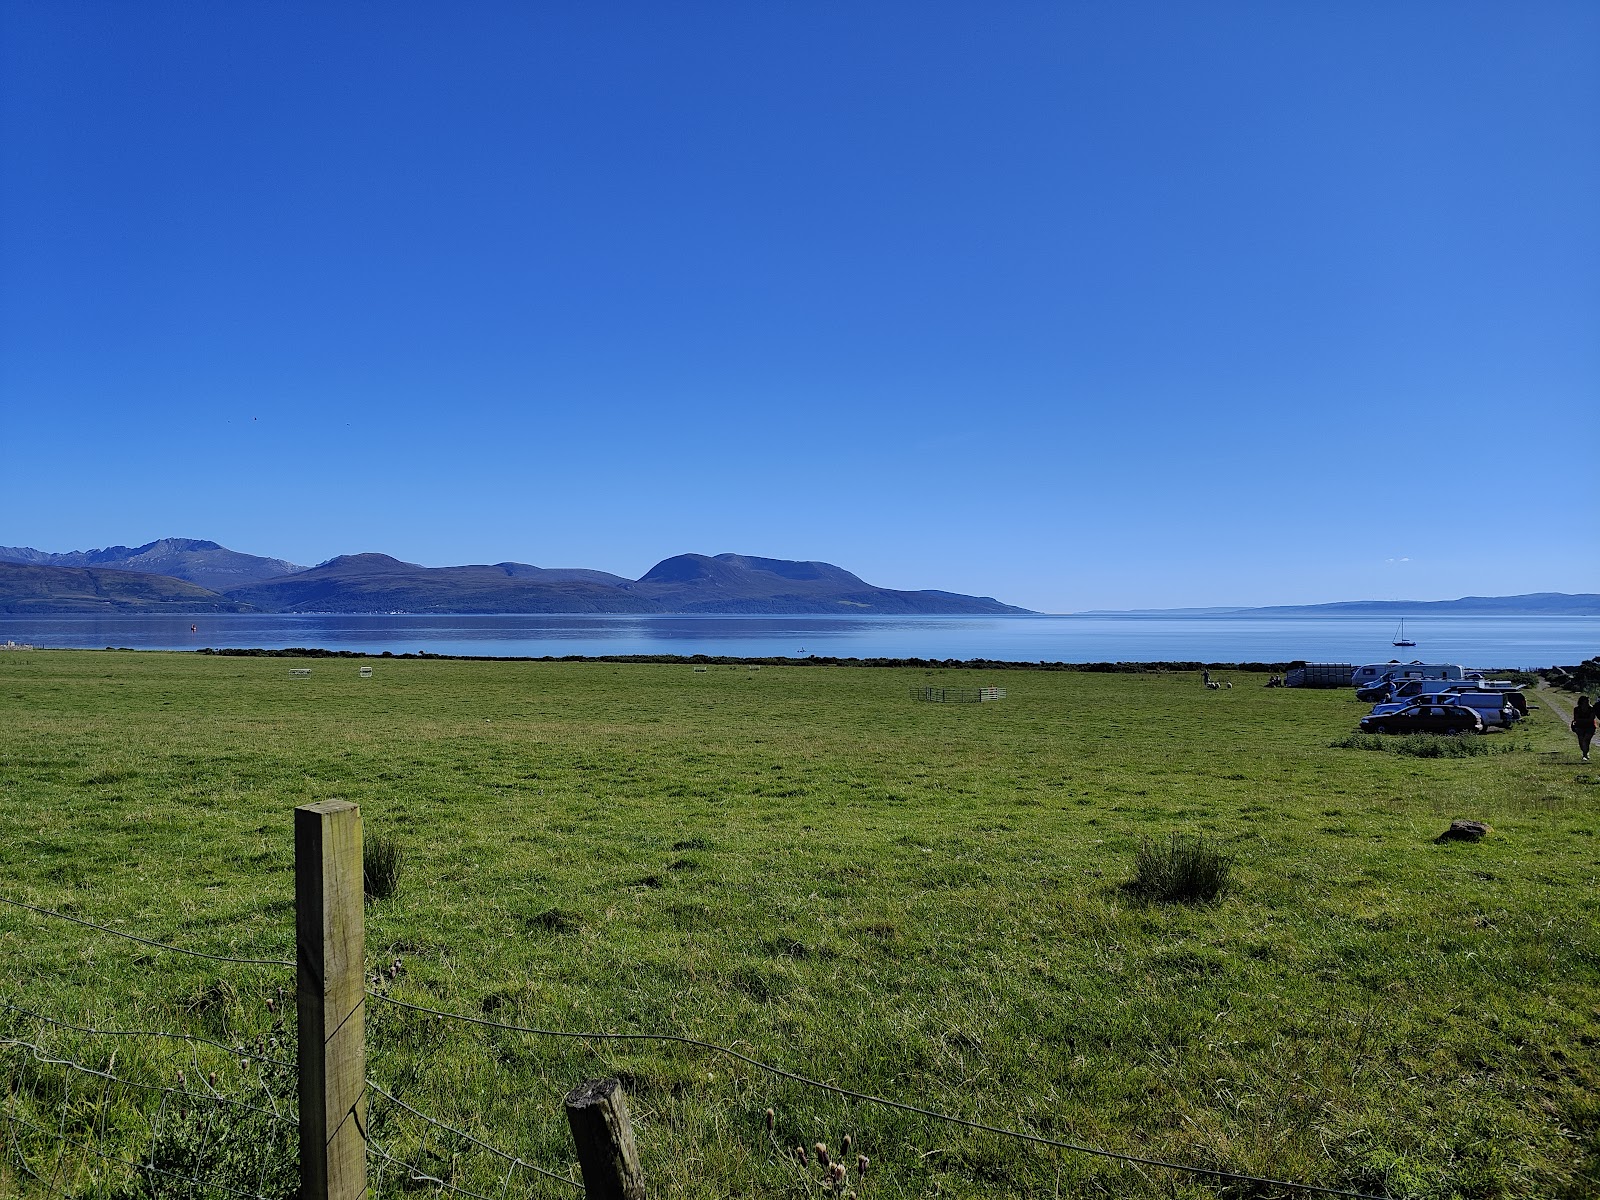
xmin=0 ymin=897 xmax=294 ymax=968
xmin=368 ymin=990 xmax=1385 ymax=1200
xmin=1 ymin=1037 xmax=297 ymax=1127
xmin=366 ymin=1078 xmax=582 ymax=1192
xmin=0 ymin=999 xmax=297 ymax=1070
xmin=367 ymin=1136 xmax=558 ymax=1200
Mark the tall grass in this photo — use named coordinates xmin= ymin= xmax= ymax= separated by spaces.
xmin=363 ymin=832 xmax=405 ymax=900
xmin=1128 ymin=834 xmax=1233 ymax=903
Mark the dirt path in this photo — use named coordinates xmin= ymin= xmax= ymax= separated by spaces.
xmin=1536 ymin=685 xmax=1573 ymax=726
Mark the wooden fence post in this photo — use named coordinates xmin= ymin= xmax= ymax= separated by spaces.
xmin=295 ymin=800 xmax=367 ymax=1200
xmin=565 ymin=1078 xmax=645 ymax=1199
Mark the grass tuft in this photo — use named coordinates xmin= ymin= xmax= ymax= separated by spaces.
xmin=1128 ymin=834 xmax=1233 ymax=903
xmin=363 ymin=832 xmax=405 ymax=900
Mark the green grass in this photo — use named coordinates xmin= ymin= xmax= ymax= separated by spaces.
xmin=1 ymin=652 xmax=1596 ymax=1198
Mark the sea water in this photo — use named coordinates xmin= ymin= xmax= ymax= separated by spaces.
xmin=0 ymin=612 xmax=1594 ymax=667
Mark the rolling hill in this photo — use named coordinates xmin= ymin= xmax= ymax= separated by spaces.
xmin=0 ymin=562 xmax=257 ymax=613
xmin=223 ymin=554 xmax=662 ymax=614
xmin=626 ymin=553 xmax=1028 ymax=614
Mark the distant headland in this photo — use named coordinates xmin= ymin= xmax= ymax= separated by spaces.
xmin=1080 ymin=594 xmax=1600 ymax=617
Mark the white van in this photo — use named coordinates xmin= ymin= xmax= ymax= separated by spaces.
xmin=1386 ymin=678 xmax=1478 ymax=701
xmin=1350 ymin=662 xmax=1467 ymax=688
xmin=1440 ymin=691 xmax=1522 ymax=728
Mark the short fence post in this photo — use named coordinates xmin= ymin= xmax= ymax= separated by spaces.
xmin=564 ymin=1078 xmax=645 ymax=1199
xmin=295 ymin=800 xmax=367 ymax=1200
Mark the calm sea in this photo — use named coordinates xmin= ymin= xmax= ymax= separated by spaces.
xmin=0 ymin=612 xmax=1594 ymax=667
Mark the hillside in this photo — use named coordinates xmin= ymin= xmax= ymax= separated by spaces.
xmin=627 ymin=553 xmax=1029 ymax=614
xmin=0 ymin=562 xmax=256 ymax=613
xmin=0 ymin=538 xmax=304 ymax=592
xmin=222 ymin=554 xmax=663 ymax=614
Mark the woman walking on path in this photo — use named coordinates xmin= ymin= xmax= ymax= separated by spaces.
xmin=1573 ymin=696 xmax=1597 ymax=763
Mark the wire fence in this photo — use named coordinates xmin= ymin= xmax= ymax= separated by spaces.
xmin=0 ymin=897 xmax=576 ymax=1200
xmin=2 ymin=887 xmax=1391 ymax=1200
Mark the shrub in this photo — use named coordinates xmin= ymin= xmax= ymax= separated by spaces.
xmin=1391 ymin=734 xmax=1498 ymax=758
xmin=1329 ymin=733 xmax=1388 ymax=752
xmin=1128 ymin=834 xmax=1233 ymax=904
xmin=1331 ymin=732 xmax=1511 ymax=758
xmin=364 ymin=833 xmax=404 ymax=901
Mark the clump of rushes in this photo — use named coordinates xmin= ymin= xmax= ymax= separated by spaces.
xmin=1128 ymin=834 xmax=1233 ymax=904
xmin=363 ymin=832 xmax=404 ymax=900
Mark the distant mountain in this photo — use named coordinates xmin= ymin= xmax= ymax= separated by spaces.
xmin=627 ymin=553 xmax=1029 ymax=614
xmin=1081 ymin=592 xmax=1600 ymax=616
xmin=0 ymin=562 xmax=256 ymax=613
xmin=0 ymin=538 xmax=304 ymax=592
xmin=224 ymin=554 xmax=662 ymax=614
xmin=1258 ymin=592 xmax=1600 ymax=616
xmin=0 ymin=540 xmax=1031 ymax=614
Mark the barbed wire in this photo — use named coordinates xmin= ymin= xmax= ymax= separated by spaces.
xmin=0 ymin=999 xmax=298 ymax=1071
xmin=367 ymin=1078 xmax=583 ymax=1193
xmin=368 ymin=990 xmax=1388 ymax=1200
xmin=0 ymin=896 xmax=295 ymax=968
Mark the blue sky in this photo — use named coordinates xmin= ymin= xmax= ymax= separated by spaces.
xmin=2 ymin=2 xmax=1595 ymax=612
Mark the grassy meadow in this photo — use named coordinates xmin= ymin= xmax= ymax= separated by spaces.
xmin=1 ymin=650 xmax=1597 ymax=1198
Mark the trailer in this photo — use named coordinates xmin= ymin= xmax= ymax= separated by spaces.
xmin=1284 ymin=663 xmax=1353 ymax=688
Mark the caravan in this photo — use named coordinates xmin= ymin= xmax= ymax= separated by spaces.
xmin=1350 ymin=662 xmax=1468 ymax=689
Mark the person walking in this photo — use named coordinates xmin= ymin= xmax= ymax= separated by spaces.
xmin=1573 ymin=696 xmax=1597 ymax=763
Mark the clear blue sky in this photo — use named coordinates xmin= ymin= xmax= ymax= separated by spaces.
xmin=3 ymin=2 xmax=1595 ymax=612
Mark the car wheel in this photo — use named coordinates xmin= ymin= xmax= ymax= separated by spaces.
xmin=1376 ymin=723 xmax=1390 ymax=735
xmin=1444 ymin=727 xmax=1459 ymax=736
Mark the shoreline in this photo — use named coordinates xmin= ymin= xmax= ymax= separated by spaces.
xmin=5 ymin=644 xmax=1557 ymax=677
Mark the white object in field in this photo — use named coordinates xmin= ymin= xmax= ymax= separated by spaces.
xmin=693 ymin=665 xmax=708 ymax=672
xmin=359 ymin=666 xmax=373 ymax=677
xmin=290 ymin=668 xmax=311 ymax=678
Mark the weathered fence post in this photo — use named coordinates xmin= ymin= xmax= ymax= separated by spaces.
xmin=295 ymin=800 xmax=367 ymax=1200
xmin=565 ymin=1078 xmax=645 ymax=1199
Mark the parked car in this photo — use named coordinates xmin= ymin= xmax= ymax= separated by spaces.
xmin=1370 ymin=678 xmax=1497 ymax=704
xmin=1359 ymin=702 xmax=1484 ymax=735
xmin=1367 ymin=690 xmax=1521 ymax=728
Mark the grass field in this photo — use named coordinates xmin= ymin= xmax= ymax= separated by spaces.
xmin=1 ymin=651 xmax=1597 ymax=1198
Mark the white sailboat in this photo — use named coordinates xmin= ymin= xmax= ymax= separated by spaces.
xmin=1392 ymin=620 xmax=1416 ymax=648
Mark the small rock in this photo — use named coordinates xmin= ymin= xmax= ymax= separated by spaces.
xmin=1437 ymin=820 xmax=1492 ymax=842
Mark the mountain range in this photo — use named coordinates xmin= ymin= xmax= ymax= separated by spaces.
xmin=0 ymin=539 xmax=1029 ymax=615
